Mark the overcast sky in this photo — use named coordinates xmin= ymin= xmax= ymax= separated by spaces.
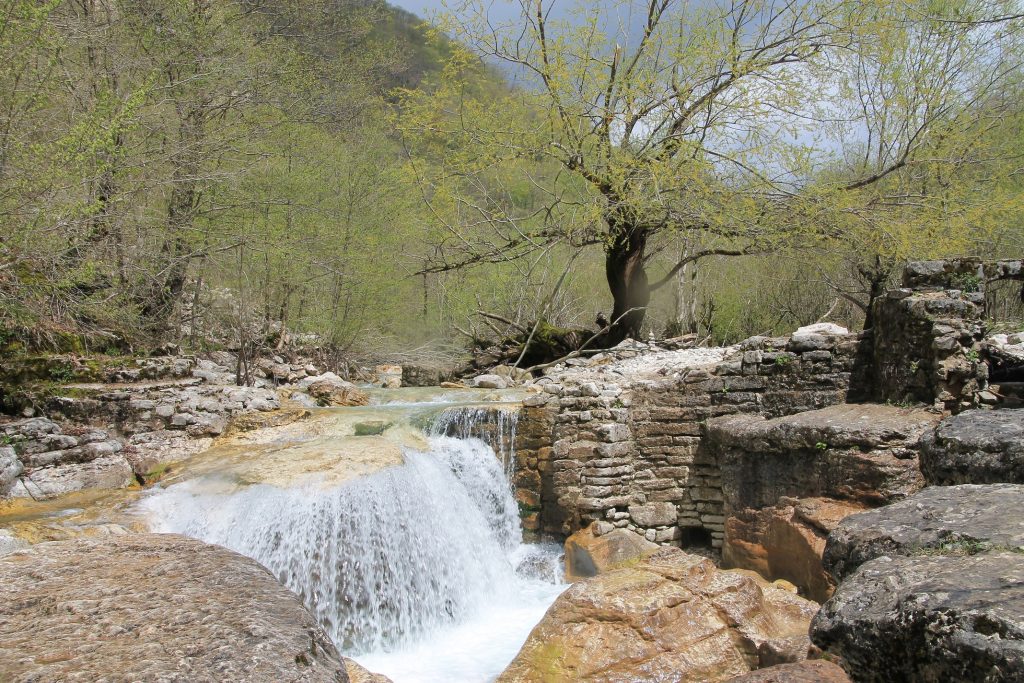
xmin=390 ymin=1 xmax=553 ymax=25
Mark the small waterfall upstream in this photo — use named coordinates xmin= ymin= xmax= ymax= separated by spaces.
xmin=137 ymin=400 xmax=563 ymax=682
xmin=429 ymin=406 xmax=519 ymax=481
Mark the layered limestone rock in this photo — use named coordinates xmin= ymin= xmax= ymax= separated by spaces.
xmin=516 ymin=333 xmax=865 ymax=543
xmin=814 ymin=482 xmax=1024 ymax=681
xmin=920 ymin=408 xmax=1024 ymax=485
xmin=710 ymin=404 xmax=938 ymax=511
xmin=499 ymin=548 xmax=819 ymax=683
xmin=0 ymin=534 xmax=347 ymax=682
xmin=726 ymin=660 xmax=852 ymax=683
xmin=709 ymin=404 xmax=937 ymax=597
xmin=563 ymin=522 xmax=659 ymax=581
xmin=811 ymin=553 xmax=1024 ymax=683
xmin=0 ymin=446 xmax=23 ymax=495
xmin=822 ymin=483 xmax=1024 ymax=582
xmin=1 ymin=418 xmax=133 ymax=499
xmin=724 ymin=497 xmax=866 ymax=602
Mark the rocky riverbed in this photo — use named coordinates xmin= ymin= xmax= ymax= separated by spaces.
xmin=2 ymin=260 xmax=1024 ymax=683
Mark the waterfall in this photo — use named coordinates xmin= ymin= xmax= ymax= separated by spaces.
xmin=429 ymin=406 xmax=520 ymax=481
xmin=138 ymin=435 xmax=560 ymax=664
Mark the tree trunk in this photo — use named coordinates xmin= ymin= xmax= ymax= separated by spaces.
xmin=859 ymin=256 xmax=891 ymax=331
xmin=139 ymin=107 xmax=203 ymax=330
xmin=601 ymin=219 xmax=650 ymax=347
xmin=673 ymin=239 xmax=707 ymax=337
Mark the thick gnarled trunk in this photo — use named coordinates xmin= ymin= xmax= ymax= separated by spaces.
xmin=600 ymin=220 xmax=650 ymax=347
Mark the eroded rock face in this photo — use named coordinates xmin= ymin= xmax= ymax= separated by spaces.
xmin=726 ymin=660 xmax=852 ymax=683
xmin=724 ymin=497 xmax=866 ymax=602
xmin=13 ymin=454 xmax=135 ymax=499
xmin=499 ymin=548 xmax=819 ymax=683
xmin=920 ymin=409 xmax=1024 ymax=485
xmin=823 ymin=483 xmax=1024 ymax=582
xmin=811 ymin=553 xmax=1024 ymax=683
xmin=564 ymin=523 xmax=659 ymax=581
xmin=709 ymin=404 xmax=939 ymax=511
xmin=0 ymin=534 xmax=347 ymax=682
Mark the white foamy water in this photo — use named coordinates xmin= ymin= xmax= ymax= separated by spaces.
xmin=137 ymin=433 xmax=564 ymax=682
xmin=430 ymin=405 xmax=520 ymax=481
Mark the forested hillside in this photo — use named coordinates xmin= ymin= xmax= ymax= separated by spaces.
xmin=2 ymin=0 xmax=1023 ymax=367
xmin=0 ymin=0 xmax=516 ymax=362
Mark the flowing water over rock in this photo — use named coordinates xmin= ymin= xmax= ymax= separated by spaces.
xmin=136 ymin=389 xmax=564 ymax=682
xmin=430 ymin=405 xmax=520 ymax=479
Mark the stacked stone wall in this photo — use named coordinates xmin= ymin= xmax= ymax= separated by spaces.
xmin=513 ymin=258 xmax=1022 ymax=550
xmin=871 ymin=258 xmax=1023 ymax=411
xmin=515 ymin=332 xmax=865 ymax=547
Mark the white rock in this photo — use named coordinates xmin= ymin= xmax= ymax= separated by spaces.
xmin=794 ymin=322 xmax=849 ymax=336
xmin=470 ymin=374 xmax=507 ymax=390
xmin=0 ymin=530 xmax=28 ymax=557
xmin=0 ymin=446 xmax=24 ymax=496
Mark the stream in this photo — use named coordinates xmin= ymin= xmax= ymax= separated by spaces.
xmin=135 ymin=387 xmax=566 ymax=682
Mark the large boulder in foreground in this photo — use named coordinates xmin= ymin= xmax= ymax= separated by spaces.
xmin=564 ymin=523 xmax=659 ymax=581
xmin=499 ymin=548 xmax=819 ymax=683
xmin=920 ymin=408 xmax=1024 ymax=485
xmin=724 ymin=497 xmax=866 ymax=602
xmin=823 ymin=483 xmax=1024 ymax=581
xmin=708 ymin=404 xmax=938 ymax=511
xmin=0 ymin=534 xmax=347 ymax=682
xmin=811 ymin=553 xmax=1024 ymax=682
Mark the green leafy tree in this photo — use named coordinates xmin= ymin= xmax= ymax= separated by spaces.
xmin=401 ymin=0 xmax=1024 ymax=344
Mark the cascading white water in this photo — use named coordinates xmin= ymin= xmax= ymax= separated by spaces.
xmin=137 ymin=422 xmax=563 ymax=682
xmin=430 ymin=406 xmax=519 ymax=481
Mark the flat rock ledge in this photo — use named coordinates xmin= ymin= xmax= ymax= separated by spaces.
xmin=0 ymin=534 xmax=347 ymax=682
xmin=811 ymin=553 xmax=1024 ymax=683
xmin=708 ymin=404 xmax=939 ymax=511
xmin=920 ymin=408 xmax=1024 ymax=485
xmin=823 ymin=483 xmax=1024 ymax=581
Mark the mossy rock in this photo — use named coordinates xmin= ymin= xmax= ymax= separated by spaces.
xmin=354 ymin=420 xmax=392 ymax=436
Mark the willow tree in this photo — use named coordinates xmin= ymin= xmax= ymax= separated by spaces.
xmin=808 ymin=1 xmax=1024 ymax=325
xmin=401 ymin=0 xmax=1024 ymax=344
xmin=402 ymin=0 xmax=854 ymax=344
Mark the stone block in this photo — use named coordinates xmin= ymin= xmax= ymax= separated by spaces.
xmin=628 ymin=502 xmax=678 ymax=527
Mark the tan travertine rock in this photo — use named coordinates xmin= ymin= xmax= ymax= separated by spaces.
xmin=564 ymin=523 xmax=659 ymax=581
xmin=344 ymin=658 xmax=393 ymax=683
xmin=235 ymin=435 xmax=405 ymax=488
xmin=0 ymin=534 xmax=346 ymax=682
xmin=499 ymin=547 xmax=819 ymax=683
xmin=307 ymin=378 xmax=370 ymax=406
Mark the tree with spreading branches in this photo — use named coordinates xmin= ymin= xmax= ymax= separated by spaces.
xmin=400 ymin=0 xmax=1024 ymax=345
